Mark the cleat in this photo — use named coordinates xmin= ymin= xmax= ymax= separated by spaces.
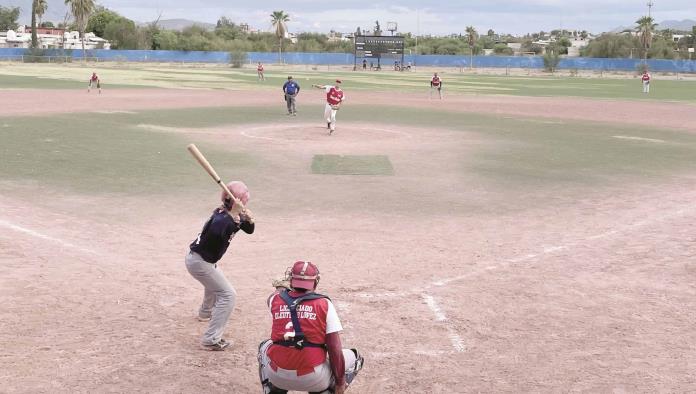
xmin=197 ymin=315 xmax=211 ymax=322
xmin=203 ymin=338 xmax=230 ymax=351
xmin=327 ymin=122 xmax=331 ymax=129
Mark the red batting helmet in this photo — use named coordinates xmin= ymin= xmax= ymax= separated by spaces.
xmin=289 ymin=261 xmax=320 ymax=291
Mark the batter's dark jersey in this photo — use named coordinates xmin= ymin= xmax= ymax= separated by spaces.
xmin=190 ymin=208 xmax=255 ymax=263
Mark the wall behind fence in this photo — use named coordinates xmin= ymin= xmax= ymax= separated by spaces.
xmin=1 ymin=48 xmax=695 ymax=72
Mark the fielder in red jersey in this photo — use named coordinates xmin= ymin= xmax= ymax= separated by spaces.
xmin=312 ymin=80 xmax=345 ymax=135
xmin=641 ymin=70 xmax=651 ymax=94
xmin=430 ymin=72 xmax=442 ymax=99
xmin=88 ymin=72 xmax=101 ymax=94
xmin=257 ymin=62 xmax=266 ymax=81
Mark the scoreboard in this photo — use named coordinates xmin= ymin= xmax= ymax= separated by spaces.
xmin=355 ymin=35 xmax=405 ymax=58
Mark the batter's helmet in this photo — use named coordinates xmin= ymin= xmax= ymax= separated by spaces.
xmin=221 ymin=181 xmax=250 ymax=210
xmin=289 ymin=261 xmax=320 ymax=291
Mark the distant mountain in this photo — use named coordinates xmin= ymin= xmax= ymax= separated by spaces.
xmin=152 ymin=19 xmax=216 ymax=31
xmin=656 ymin=19 xmax=696 ymax=31
xmin=610 ymin=19 xmax=696 ymax=33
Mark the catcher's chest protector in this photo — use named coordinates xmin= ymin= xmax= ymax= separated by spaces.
xmin=274 ymin=290 xmax=330 ymax=350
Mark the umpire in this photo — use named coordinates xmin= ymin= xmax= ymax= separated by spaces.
xmin=283 ymin=76 xmax=301 ymax=116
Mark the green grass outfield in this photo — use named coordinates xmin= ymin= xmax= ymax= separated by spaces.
xmin=2 ymin=63 xmax=696 ymax=102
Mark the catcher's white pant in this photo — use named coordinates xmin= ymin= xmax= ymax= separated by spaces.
xmin=324 ymin=103 xmax=338 ymax=131
xmin=642 ymin=81 xmax=650 ymax=93
xmin=258 ymin=340 xmax=359 ymax=393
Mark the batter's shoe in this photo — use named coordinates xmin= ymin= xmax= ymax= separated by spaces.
xmin=203 ymin=338 xmax=230 ymax=351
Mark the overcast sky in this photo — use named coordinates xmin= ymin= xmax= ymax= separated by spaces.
xmin=6 ymin=0 xmax=696 ymax=35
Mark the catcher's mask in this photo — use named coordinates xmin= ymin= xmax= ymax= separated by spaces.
xmin=221 ymin=181 xmax=250 ymax=210
xmin=287 ymin=261 xmax=320 ymax=291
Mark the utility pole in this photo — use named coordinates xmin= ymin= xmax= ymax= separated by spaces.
xmin=647 ymin=1 xmax=654 ymax=18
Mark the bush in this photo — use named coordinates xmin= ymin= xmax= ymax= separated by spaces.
xmin=230 ymin=51 xmax=248 ymax=68
xmin=543 ymin=50 xmax=560 ymax=72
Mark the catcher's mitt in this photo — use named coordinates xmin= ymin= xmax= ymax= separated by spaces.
xmin=330 ymin=104 xmax=341 ymax=110
xmin=272 ymin=278 xmax=292 ymax=290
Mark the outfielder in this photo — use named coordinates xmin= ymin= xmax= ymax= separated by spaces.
xmin=641 ymin=70 xmax=651 ymax=94
xmin=88 ymin=72 xmax=101 ymax=94
xmin=186 ymin=181 xmax=255 ymax=351
xmin=430 ymin=72 xmax=442 ymax=99
xmin=258 ymin=62 xmax=266 ymax=81
xmin=259 ymin=261 xmax=364 ymax=394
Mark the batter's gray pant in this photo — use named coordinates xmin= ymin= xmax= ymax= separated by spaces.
xmin=185 ymin=251 xmax=237 ymax=345
xmin=285 ymin=94 xmax=297 ymax=114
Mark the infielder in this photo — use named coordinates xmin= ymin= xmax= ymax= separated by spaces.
xmin=258 ymin=62 xmax=266 ymax=81
xmin=186 ymin=181 xmax=255 ymax=351
xmin=282 ymin=76 xmax=301 ymax=116
xmin=88 ymin=72 xmax=101 ymax=94
xmin=430 ymin=72 xmax=442 ymax=99
xmin=312 ymin=80 xmax=345 ymax=135
xmin=258 ymin=261 xmax=364 ymax=394
xmin=641 ymin=70 xmax=651 ymax=94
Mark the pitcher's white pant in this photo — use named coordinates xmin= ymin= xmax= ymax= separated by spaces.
xmin=258 ymin=340 xmax=359 ymax=393
xmin=324 ymin=103 xmax=338 ymax=131
xmin=643 ymin=81 xmax=650 ymax=93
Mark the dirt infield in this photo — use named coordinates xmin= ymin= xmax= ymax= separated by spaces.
xmin=1 ymin=88 xmax=695 ymax=393
xmin=1 ymin=89 xmax=696 ymax=133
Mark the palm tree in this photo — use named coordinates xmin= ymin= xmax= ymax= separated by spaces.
xmin=30 ymin=0 xmax=38 ymax=48
xmin=270 ymin=10 xmax=290 ymax=64
xmin=35 ymin=0 xmax=47 ymax=26
xmin=65 ymin=0 xmax=95 ymax=60
xmin=635 ymin=16 xmax=656 ymax=60
xmin=465 ymin=26 xmax=477 ymax=70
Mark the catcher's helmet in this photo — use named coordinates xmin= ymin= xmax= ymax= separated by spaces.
xmin=289 ymin=261 xmax=320 ymax=291
xmin=221 ymin=181 xmax=250 ymax=210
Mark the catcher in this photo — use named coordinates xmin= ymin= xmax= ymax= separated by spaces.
xmin=88 ymin=72 xmax=101 ymax=94
xmin=312 ymin=80 xmax=345 ymax=135
xmin=259 ymin=261 xmax=364 ymax=394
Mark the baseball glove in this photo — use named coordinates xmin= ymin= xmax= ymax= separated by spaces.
xmin=272 ymin=278 xmax=292 ymax=290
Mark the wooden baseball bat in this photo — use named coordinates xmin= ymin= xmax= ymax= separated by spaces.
xmin=186 ymin=143 xmax=245 ymax=209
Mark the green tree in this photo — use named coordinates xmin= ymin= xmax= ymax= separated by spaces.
xmin=31 ymin=0 xmax=38 ymax=47
xmin=103 ymin=18 xmax=140 ymax=49
xmin=0 ymin=6 xmax=20 ymax=31
xmin=152 ymin=30 xmax=178 ymax=50
xmin=635 ymin=16 xmax=656 ymax=59
xmin=487 ymin=29 xmax=495 ymax=37
xmin=35 ymin=0 xmax=47 ymax=26
xmin=493 ymin=43 xmax=513 ymax=55
xmin=86 ymin=7 xmax=123 ymax=37
xmin=271 ymin=10 xmax=289 ymax=63
xmin=215 ymin=16 xmax=244 ymax=40
xmin=65 ymin=0 xmax=96 ymax=59
xmin=580 ymin=33 xmax=640 ymax=58
xmin=40 ymin=21 xmax=54 ymax=28
xmin=465 ymin=26 xmax=477 ymax=69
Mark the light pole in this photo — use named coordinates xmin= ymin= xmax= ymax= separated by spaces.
xmin=647 ymin=1 xmax=654 ymax=18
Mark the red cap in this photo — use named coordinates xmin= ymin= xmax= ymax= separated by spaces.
xmin=290 ymin=261 xmax=320 ymax=290
xmin=335 ymin=79 xmax=342 ymax=84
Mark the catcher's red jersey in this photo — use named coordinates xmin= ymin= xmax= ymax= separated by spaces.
xmin=266 ymin=291 xmax=342 ymax=374
xmin=326 ymin=87 xmax=344 ymax=105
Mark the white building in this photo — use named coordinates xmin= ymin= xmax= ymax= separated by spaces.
xmin=0 ymin=27 xmax=110 ymax=49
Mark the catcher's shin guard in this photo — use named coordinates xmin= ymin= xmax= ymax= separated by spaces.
xmin=346 ymin=348 xmax=364 ymax=385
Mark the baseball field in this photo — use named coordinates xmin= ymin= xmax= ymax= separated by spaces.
xmin=1 ymin=63 xmax=695 ymax=393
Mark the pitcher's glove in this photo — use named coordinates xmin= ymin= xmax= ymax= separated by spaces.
xmin=272 ymin=278 xmax=292 ymax=290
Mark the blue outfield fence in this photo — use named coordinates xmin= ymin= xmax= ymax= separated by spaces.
xmin=1 ymin=48 xmax=695 ymax=73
